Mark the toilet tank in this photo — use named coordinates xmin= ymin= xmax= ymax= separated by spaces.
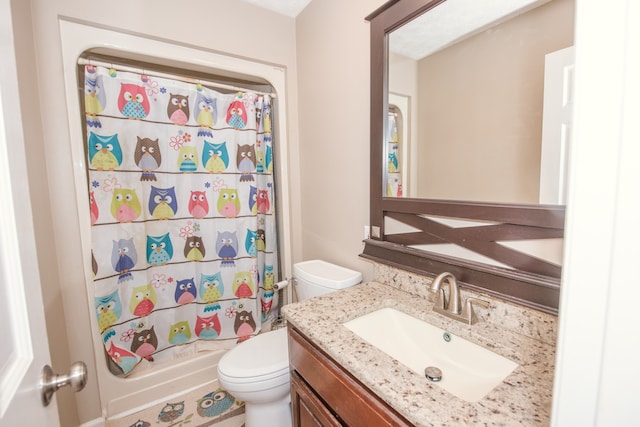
xmin=293 ymin=260 xmax=362 ymax=301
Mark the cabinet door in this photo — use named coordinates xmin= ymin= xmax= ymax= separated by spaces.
xmin=288 ymin=326 xmax=412 ymax=427
xmin=291 ymin=371 xmax=342 ymax=427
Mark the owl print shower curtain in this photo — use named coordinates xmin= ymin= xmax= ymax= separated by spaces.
xmin=84 ymin=64 xmax=278 ymax=377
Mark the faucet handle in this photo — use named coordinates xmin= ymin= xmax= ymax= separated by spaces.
xmin=462 ymin=298 xmax=490 ymax=325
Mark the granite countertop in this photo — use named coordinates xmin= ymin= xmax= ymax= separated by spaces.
xmin=282 ymin=281 xmax=556 ymax=426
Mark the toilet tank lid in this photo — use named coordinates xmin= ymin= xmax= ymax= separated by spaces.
xmin=293 ymin=260 xmax=362 ymax=289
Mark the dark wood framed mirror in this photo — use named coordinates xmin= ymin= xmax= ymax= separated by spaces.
xmin=361 ymin=0 xmax=571 ymax=314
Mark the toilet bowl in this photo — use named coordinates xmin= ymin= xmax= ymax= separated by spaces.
xmin=217 ymin=328 xmax=290 ymax=427
xmin=216 ymin=260 xmax=362 ymax=427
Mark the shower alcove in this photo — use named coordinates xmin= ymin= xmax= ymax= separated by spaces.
xmin=59 ymin=19 xmax=292 ymax=421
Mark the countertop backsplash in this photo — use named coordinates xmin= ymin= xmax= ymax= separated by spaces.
xmin=373 ymin=263 xmax=558 ymax=347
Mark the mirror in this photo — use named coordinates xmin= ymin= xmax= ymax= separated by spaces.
xmin=363 ymin=0 xmax=571 ymax=314
xmin=386 ymin=0 xmax=574 ymax=204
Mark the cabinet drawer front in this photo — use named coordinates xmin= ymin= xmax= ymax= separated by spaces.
xmin=288 ymin=326 xmax=412 ymax=427
xmin=291 ymin=371 xmax=343 ymax=427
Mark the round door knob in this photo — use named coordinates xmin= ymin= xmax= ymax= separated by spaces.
xmin=40 ymin=361 xmax=87 ymax=406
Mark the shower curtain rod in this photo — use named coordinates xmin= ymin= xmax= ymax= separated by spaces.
xmin=77 ymin=57 xmax=276 ymax=98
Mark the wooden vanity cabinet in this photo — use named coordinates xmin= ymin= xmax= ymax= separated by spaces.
xmin=288 ymin=325 xmax=413 ymax=427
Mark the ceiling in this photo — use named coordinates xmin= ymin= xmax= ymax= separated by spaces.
xmin=390 ymin=0 xmax=551 ymax=60
xmin=239 ymin=0 xmax=312 ymax=17
xmin=238 ymin=0 xmax=552 ymax=61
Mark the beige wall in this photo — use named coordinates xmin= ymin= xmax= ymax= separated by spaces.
xmin=10 ymin=0 xmax=446 ymax=423
xmin=13 ymin=0 xmax=299 ymax=424
xmin=296 ymin=0 xmax=386 ymax=279
xmin=417 ymin=0 xmax=574 ymax=204
xmin=388 ymin=51 xmax=419 ymax=197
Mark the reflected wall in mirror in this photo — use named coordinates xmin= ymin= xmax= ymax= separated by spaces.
xmin=386 ymin=0 xmax=574 ymax=204
xmin=363 ymin=0 xmax=571 ymax=314
xmin=387 ymin=96 xmax=408 ymax=197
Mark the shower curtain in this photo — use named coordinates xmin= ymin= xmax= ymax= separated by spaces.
xmin=84 ymin=64 xmax=278 ymax=377
xmin=387 ymin=111 xmax=402 ymax=197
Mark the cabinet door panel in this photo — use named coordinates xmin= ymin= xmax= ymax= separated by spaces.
xmin=288 ymin=326 xmax=411 ymax=427
xmin=291 ymin=371 xmax=342 ymax=427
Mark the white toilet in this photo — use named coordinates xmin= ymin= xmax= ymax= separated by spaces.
xmin=217 ymin=260 xmax=362 ymax=427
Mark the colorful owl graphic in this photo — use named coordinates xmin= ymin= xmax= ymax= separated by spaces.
xmin=245 ymin=229 xmax=257 ymax=256
xmin=134 ymin=137 xmax=161 ymax=182
xmin=85 ymin=71 xmax=105 ymax=128
xmin=263 ymin=264 xmax=275 ymax=291
xmin=216 ymin=231 xmax=238 ymax=267
xmin=236 ymin=144 xmax=256 ymax=182
xmin=177 ymin=145 xmax=198 ymax=172
xmin=196 ymin=389 xmax=235 ymax=417
xmin=110 ymin=188 xmax=142 ymax=223
xmin=261 ymin=289 xmax=275 ymax=321
xmin=106 ymin=341 xmax=138 ymax=376
xmin=111 ymin=238 xmax=137 ymax=283
xmin=157 ymin=401 xmax=184 ymax=423
xmin=388 ymin=152 xmax=399 ymax=172
xmin=84 ymin=71 xmax=105 ymax=116
xmin=202 ymin=141 xmax=229 ymax=173
xmin=234 ymin=310 xmax=256 ymax=343
xmin=95 ymin=290 xmax=122 ymax=331
xmin=226 ymin=95 xmax=247 ymax=129
xmin=89 ymin=191 xmax=99 ymax=225
xmin=257 ymin=189 xmax=270 ymax=214
xmin=129 ymin=283 xmax=157 ymax=317
xmin=217 ymin=188 xmax=240 ymax=218
xmin=184 ymin=235 xmax=205 ymax=261
xmin=195 ymin=314 xmax=221 ymax=340
xmin=199 ymin=272 xmax=224 ymax=308
xmin=130 ymin=326 xmax=158 ymax=361
xmin=263 ymin=102 xmax=272 ymax=134
xmin=118 ymin=83 xmax=150 ymax=119
xmin=88 ymin=132 xmax=123 ymax=171
xmin=265 ymin=144 xmax=273 ymax=173
xmin=168 ymin=321 xmax=191 ymax=345
xmin=232 ymin=271 xmax=254 ymax=298
xmin=91 ymin=251 xmax=98 ymax=277
xmin=188 ymin=190 xmax=209 ymax=219
xmin=174 ymin=278 xmax=197 ymax=305
xmin=167 ymin=93 xmax=190 ymax=125
xmin=256 ymin=229 xmax=266 ymax=252
xmin=148 ymin=186 xmax=178 ymax=220
xmin=256 ymin=146 xmax=265 ymax=174
xmin=194 ymin=93 xmax=217 ymax=137
xmin=248 ymin=186 xmax=258 ymax=215
xmin=146 ymin=233 xmax=173 ymax=266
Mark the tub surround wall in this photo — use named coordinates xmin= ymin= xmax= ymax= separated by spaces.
xmin=282 ymin=263 xmax=557 ymax=425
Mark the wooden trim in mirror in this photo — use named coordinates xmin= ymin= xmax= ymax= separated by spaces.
xmin=364 ymin=0 xmax=564 ymax=314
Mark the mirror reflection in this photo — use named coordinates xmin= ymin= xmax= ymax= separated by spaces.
xmin=386 ymin=0 xmax=575 ymax=204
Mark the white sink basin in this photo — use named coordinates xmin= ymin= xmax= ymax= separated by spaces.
xmin=343 ymin=307 xmax=518 ymax=402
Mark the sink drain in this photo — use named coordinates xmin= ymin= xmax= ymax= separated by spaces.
xmin=424 ymin=366 xmax=443 ymax=382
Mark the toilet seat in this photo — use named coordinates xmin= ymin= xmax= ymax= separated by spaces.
xmin=218 ymin=328 xmax=289 ymax=385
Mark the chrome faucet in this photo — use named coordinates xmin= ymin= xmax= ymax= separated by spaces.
xmin=429 ymin=272 xmax=490 ymax=325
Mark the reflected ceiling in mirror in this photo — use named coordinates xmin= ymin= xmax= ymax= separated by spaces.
xmin=389 ymin=0 xmax=552 ymax=60
xmin=385 ymin=0 xmax=574 ymax=205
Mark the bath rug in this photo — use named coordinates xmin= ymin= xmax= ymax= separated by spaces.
xmin=105 ymin=382 xmax=245 ymax=427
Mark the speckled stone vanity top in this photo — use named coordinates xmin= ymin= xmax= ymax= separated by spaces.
xmin=282 ymin=281 xmax=556 ymax=426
